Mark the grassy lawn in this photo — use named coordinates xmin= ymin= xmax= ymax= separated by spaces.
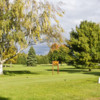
xmin=0 ymin=64 xmax=100 ymax=100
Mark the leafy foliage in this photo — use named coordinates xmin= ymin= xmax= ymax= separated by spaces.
xmin=67 ymin=21 xmax=100 ymax=69
xmin=0 ymin=0 xmax=64 ymax=64
xmin=48 ymin=44 xmax=70 ymax=63
xmin=50 ymin=43 xmax=59 ymax=51
xmin=36 ymin=55 xmax=49 ymax=64
xmin=2 ymin=46 xmax=18 ymax=64
xmin=17 ymin=53 xmax=27 ymax=65
xmin=27 ymin=46 xmax=37 ymax=66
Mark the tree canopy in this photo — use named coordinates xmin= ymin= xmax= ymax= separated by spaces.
xmin=48 ymin=44 xmax=70 ymax=63
xmin=3 ymin=46 xmax=18 ymax=64
xmin=0 ymin=0 xmax=64 ymax=65
xmin=67 ymin=21 xmax=100 ymax=70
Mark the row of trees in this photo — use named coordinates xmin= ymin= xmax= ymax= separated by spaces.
xmin=0 ymin=0 xmax=99 ymax=73
xmin=3 ymin=20 xmax=100 ymax=72
xmin=5 ymin=46 xmax=49 ymax=65
xmin=37 ymin=55 xmax=49 ymax=64
xmin=17 ymin=53 xmax=27 ymax=65
xmin=48 ymin=21 xmax=100 ymax=71
xmin=27 ymin=47 xmax=49 ymax=65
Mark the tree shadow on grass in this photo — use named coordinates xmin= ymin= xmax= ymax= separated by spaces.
xmin=47 ymin=68 xmax=100 ymax=76
xmin=3 ymin=70 xmax=40 ymax=76
xmin=46 ymin=68 xmax=87 ymax=73
xmin=0 ymin=97 xmax=10 ymax=100
xmin=83 ymin=72 xmax=100 ymax=76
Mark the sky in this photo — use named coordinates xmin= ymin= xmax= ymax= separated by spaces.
xmin=25 ymin=0 xmax=100 ymax=55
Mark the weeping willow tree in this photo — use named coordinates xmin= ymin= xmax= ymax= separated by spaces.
xmin=0 ymin=0 xmax=64 ymax=74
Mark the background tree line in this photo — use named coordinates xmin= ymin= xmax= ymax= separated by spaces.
xmin=4 ymin=21 xmax=100 ymax=71
xmin=5 ymin=46 xmax=49 ymax=65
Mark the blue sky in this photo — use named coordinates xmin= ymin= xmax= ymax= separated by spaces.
xmin=25 ymin=0 xmax=100 ymax=55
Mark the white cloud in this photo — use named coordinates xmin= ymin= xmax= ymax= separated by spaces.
xmin=55 ymin=0 xmax=100 ymax=38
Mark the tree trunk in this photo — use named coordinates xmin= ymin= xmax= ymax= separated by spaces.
xmin=0 ymin=63 xmax=3 ymax=75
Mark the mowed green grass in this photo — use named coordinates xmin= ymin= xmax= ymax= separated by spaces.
xmin=0 ymin=64 xmax=100 ymax=100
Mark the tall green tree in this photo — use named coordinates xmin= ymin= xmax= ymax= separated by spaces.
xmin=27 ymin=46 xmax=37 ymax=66
xmin=67 ymin=21 xmax=100 ymax=71
xmin=0 ymin=0 xmax=64 ymax=74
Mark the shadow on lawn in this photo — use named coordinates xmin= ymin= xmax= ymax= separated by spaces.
xmin=3 ymin=70 xmax=40 ymax=75
xmin=0 ymin=97 xmax=10 ymax=100
xmin=83 ymin=72 xmax=100 ymax=76
xmin=47 ymin=68 xmax=100 ymax=76
xmin=47 ymin=68 xmax=86 ymax=73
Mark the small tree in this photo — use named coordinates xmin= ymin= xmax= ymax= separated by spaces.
xmin=27 ymin=47 xmax=37 ymax=66
xmin=48 ymin=44 xmax=70 ymax=63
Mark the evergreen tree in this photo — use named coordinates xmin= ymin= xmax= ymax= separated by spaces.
xmin=27 ymin=47 xmax=37 ymax=66
xmin=67 ymin=21 xmax=100 ymax=71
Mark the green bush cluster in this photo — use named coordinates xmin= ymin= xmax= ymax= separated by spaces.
xmin=36 ymin=55 xmax=49 ymax=64
xmin=17 ymin=53 xmax=27 ymax=65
